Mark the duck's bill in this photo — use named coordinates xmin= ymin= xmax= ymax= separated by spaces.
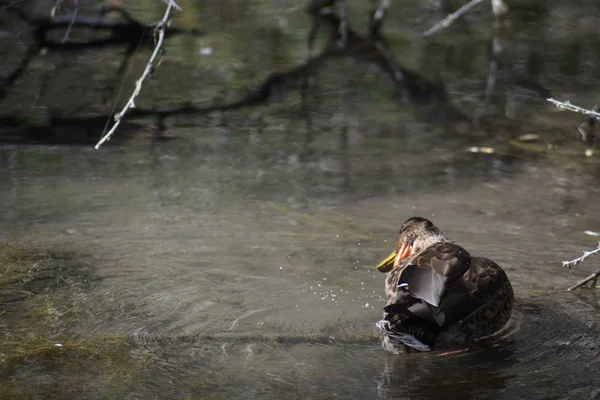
xmin=377 ymin=243 xmax=413 ymax=273
xmin=377 ymin=251 xmax=397 ymax=273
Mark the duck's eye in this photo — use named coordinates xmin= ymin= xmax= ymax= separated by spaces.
xmin=399 ymin=227 xmax=405 ymax=235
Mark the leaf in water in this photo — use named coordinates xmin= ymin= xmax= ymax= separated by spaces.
xmin=466 ymin=147 xmax=494 ymax=154
xmin=517 ymin=134 xmax=539 ymax=141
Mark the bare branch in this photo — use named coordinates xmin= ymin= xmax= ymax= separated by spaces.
xmin=161 ymin=0 xmax=181 ymax=11
xmin=567 ymin=269 xmax=600 ymax=291
xmin=562 ymin=242 xmax=600 ymax=269
xmin=370 ymin=0 xmax=392 ymax=35
xmin=95 ymin=0 xmax=181 ymax=149
xmin=547 ymin=98 xmax=600 ymax=120
xmin=424 ymin=0 xmax=485 ymax=37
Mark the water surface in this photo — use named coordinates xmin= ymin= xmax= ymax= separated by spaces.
xmin=1 ymin=0 xmax=599 ymax=399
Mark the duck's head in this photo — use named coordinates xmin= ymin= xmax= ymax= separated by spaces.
xmin=377 ymin=217 xmax=447 ymax=273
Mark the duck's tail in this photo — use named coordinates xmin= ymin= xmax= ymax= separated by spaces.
xmin=376 ymin=319 xmax=432 ymax=352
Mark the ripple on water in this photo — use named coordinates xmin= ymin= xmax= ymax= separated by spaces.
xmin=375 ymin=294 xmax=599 ymax=400
xmin=113 ymin=292 xmax=599 ymax=400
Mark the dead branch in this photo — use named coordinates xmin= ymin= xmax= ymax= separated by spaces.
xmin=563 ymin=242 xmax=600 ymax=291
xmin=567 ymin=269 xmax=600 ymax=291
xmin=547 ymin=98 xmax=600 ymax=119
xmin=563 ymin=242 xmax=600 ymax=269
xmin=95 ymin=0 xmax=181 ymax=149
xmin=548 ymin=98 xmax=600 ymax=143
xmin=369 ymin=0 xmax=392 ymax=36
xmin=2 ymin=0 xmax=467 ymax=145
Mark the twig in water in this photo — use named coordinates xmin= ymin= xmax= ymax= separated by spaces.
xmin=94 ymin=0 xmax=181 ymax=150
xmin=547 ymin=98 xmax=600 ymax=120
xmin=424 ymin=0 xmax=485 ymax=36
xmin=576 ymin=105 xmax=599 ymax=142
xmin=567 ymin=269 xmax=600 ymax=291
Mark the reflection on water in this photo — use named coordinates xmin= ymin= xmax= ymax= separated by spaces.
xmin=2 ymin=0 xmax=600 ymax=399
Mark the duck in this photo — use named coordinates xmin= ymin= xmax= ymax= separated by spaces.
xmin=375 ymin=217 xmax=513 ymax=353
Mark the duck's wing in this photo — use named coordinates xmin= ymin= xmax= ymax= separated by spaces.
xmin=397 ymin=242 xmax=471 ymax=309
xmin=394 ymin=243 xmax=510 ymax=327
xmin=462 ymin=256 xmax=511 ymax=304
xmin=381 ymin=243 xmax=511 ymax=349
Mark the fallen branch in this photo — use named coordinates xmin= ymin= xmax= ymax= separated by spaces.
xmin=567 ymin=269 xmax=600 ymax=291
xmin=95 ymin=0 xmax=181 ymax=149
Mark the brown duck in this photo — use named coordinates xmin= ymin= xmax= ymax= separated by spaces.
xmin=376 ymin=217 xmax=513 ymax=353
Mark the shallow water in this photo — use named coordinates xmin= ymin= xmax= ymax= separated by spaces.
xmin=1 ymin=0 xmax=600 ymax=399
xmin=1 ymin=124 xmax=599 ymax=399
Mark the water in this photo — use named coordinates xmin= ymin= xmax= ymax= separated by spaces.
xmin=1 ymin=0 xmax=600 ymax=399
